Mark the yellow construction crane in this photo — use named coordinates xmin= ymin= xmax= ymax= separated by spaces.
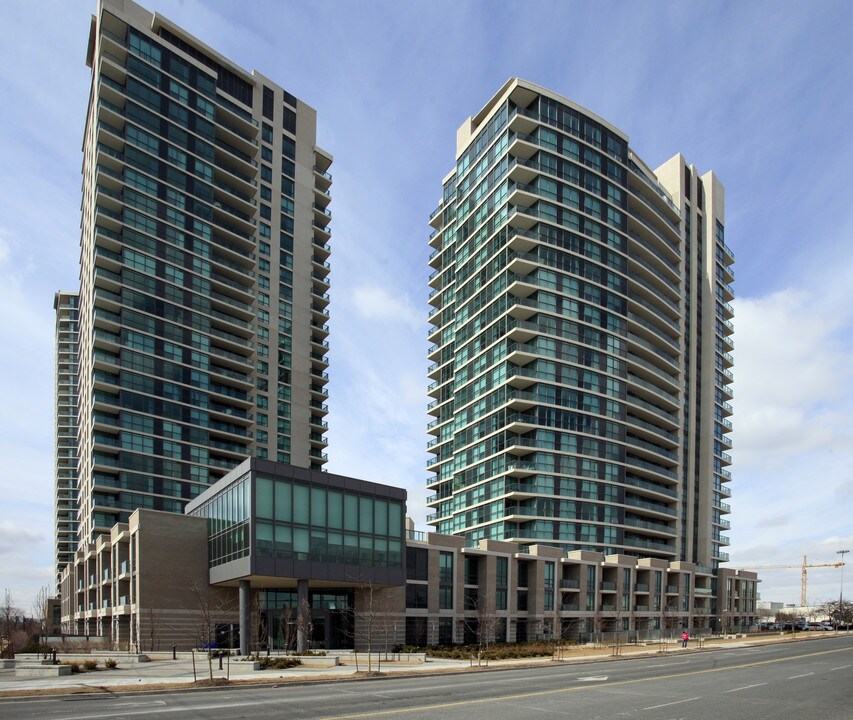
xmin=734 ymin=555 xmax=845 ymax=606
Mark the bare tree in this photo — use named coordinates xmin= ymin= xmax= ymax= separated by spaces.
xmin=350 ymin=582 xmax=397 ymax=673
xmin=188 ymin=582 xmax=236 ymax=681
xmin=278 ymin=605 xmax=297 ymax=653
xmin=607 ymin=603 xmax=626 ymax=657
xmin=146 ymin=608 xmax=161 ymax=652
xmin=31 ymin=585 xmax=51 ymax=658
xmin=297 ymin=597 xmax=313 ymax=653
xmin=822 ymin=599 xmax=852 ymax=628
xmin=475 ymin=595 xmax=500 ymax=654
xmin=252 ymin=591 xmax=266 ymax=656
xmin=1 ymin=589 xmax=21 ymax=659
xmin=554 ymin=615 xmax=581 ymax=660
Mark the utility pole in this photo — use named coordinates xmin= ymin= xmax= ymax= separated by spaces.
xmin=838 ymin=550 xmax=849 ymax=629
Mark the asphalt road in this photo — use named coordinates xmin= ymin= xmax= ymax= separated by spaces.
xmin=2 ymin=635 xmax=851 ymax=720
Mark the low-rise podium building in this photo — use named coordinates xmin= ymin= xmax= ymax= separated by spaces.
xmin=60 ymin=459 xmax=758 ymax=652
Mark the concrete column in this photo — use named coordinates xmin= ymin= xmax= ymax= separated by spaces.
xmin=239 ymin=579 xmax=251 ymax=656
xmin=296 ymin=579 xmax=309 ymax=652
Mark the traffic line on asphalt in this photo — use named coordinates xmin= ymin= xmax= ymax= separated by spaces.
xmin=323 ymin=645 xmax=853 ymax=719
xmin=724 ymin=682 xmax=768 ymax=693
xmin=786 ymin=672 xmax=814 ymax=679
xmin=643 ymin=696 xmax=701 ymax=710
xmin=829 ymin=665 xmax=850 ymax=671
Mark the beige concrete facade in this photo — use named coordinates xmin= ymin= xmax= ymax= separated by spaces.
xmin=60 ymin=509 xmax=238 ymax=650
xmin=60 ymin=515 xmax=758 ymax=651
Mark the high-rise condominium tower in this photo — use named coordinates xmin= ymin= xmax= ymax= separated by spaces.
xmin=54 ymin=291 xmax=80 ymax=591
xmin=426 ymin=79 xmax=734 ymax=569
xmin=71 ymin=0 xmax=332 ymax=545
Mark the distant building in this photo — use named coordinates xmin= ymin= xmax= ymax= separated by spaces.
xmin=53 ymin=291 xmax=80 ymax=592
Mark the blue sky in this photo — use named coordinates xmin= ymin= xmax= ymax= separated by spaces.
xmin=0 ymin=0 xmax=851 ymax=611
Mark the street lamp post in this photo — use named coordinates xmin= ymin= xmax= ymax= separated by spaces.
xmin=838 ymin=550 xmax=849 ymax=631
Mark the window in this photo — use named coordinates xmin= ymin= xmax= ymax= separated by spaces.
xmin=406 ymin=584 xmax=427 ymax=609
xmin=283 ymin=107 xmax=296 ymax=134
xmin=464 ymin=555 xmax=479 ymax=585
xmin=544 ymin=561 xmax=555 ymax=611
xmin=262 ymin=86 xmax=274 ymax=120
xmin=439 ymin=551 xmax=453 ymax=609
xmin=495 ymin=556 xmax=508 ymax=610
xmin=406 ymin=547 xmax=428 ymax=581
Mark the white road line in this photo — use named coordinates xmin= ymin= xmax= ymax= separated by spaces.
xmin=724 ymin=682 xmax=768 ymax=693
xmin=787 ymin=672 xmax=814 ymax=679
xmin=830 ymin=665 xmax=851 ymax=671
xmin=643 ymin=696 xmax=701 ymax=710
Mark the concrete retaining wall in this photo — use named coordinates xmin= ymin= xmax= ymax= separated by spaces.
xmin=15 ymin=665 xmax=72 ymax=677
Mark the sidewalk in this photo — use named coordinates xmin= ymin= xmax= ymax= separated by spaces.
xmin=0 ymin=631 xmax=840 ymax=698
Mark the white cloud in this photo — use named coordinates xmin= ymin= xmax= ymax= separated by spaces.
xmin=732 ymin=285 xmax=853 ymax=468
xmin=729 ymin=256 xmax=853 ymax=603
xmin=351 ymin=285 xmax=422 ymax=330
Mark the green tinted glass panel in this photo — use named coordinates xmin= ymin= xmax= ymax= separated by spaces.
xmin=310 ymin=487 xmax=326 ymax=526
xmin=327 ymin=491 xmax=343 ymax=529
xmin=359 ymin=536 xmax=373 ymax=565
xmin=388 ymin=540 xmax=402 ymax=568
xmin=274 ymin=480 xmax=291 ymax=522
xmin=293 ymin=527 xmax=309 ymax=557
xmin=274 ymin=525 xmax=292 ymax=556
xmin=293 ymin=484 xmax=309 ymax=524
xmin=344 ymin=495 xmax=358 ymax=531
xmin=256 ymin=477 xmax=273 ymax=519
xmin=256 ymin=521 xmax=273 ymax=556
xmin=374 ymin=538 xmax=387 ymax=567
xmin=327 ymin=532 xmax=342 ymax=562
xmin=359 ymin=497 xmax=373 ymax=533
xmin=373 ymin=499 xmax=388 ymax=535
xmin=388 ymin=501 xmax=402 ymax=537
xmin=344 ymin=534 xmax=358 ymax=563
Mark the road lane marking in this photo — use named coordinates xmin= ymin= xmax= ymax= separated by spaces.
xmin=829 ymin=665 xmax=851 ymax=671
xmin=724 ymin=682 xmax=768 ymax=693
xmin=577 ymin=676 xmax=608 ymax=681
xmin=787 ymin=672 xmax=814 ymax=679
xmin=643 ymin=696 xmax=700 ymax=710
xmin=323 ymin=645 xmax=853 ymax=719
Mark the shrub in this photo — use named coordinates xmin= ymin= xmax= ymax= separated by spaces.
xmin=83 ymin=660 xmax=98 ymax=671
xmin=68 ymin=662 xmax=81 ymax=674
xmin=258 ymin=656 xmax=302 ymax=670
xmin=416 ymin=641 xmax=560 ymax=661
xmin=105 ymin=658 xmax=118 ymax=669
